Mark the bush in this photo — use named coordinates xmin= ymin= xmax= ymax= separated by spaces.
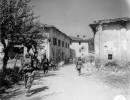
xmin=105 ymin=61 xmax=119 ymax=67
xmin=0 ymin=67 xmax=23 ymax=90
xmin=0 ymin=71 xmax=11 ymax=89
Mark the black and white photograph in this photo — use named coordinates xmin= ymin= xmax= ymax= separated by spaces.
xmin=0 ymin=0 xmax=130 ymax=100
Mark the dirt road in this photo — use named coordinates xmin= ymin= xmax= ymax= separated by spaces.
xmin=1 ymin=63 xmax=130 ymax=100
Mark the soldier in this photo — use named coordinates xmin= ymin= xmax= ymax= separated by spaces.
xmin=49 ymin=57 xmax=56 ymax=70
xmin=20 ymin=51 xmax=40 ymax=93
xmin=31 ymin=51 xmax=40 ymax=83
xmin=75 ymin=57 xmax=84 ymax=75
xmin=32 ymin=51 xmax=40 ymax=70
xmin=41 ymin=54 xmax=49 ymax=76
xmin=21 ymin=52 xmax=33 ymax=93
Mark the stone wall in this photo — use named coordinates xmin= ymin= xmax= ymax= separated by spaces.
xmin=95 ymin=23 xmax=130 ymax=66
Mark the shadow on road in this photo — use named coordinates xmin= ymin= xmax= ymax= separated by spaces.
xmin=29 ymin=86 xmax=49 ymax=96
xmin=27 ymin=92 xmax=57 ymax=100
xmin=46 ymin=73 xmax=57 ymax=77
xmin=0 ymin=88 xmax=23 ymax=100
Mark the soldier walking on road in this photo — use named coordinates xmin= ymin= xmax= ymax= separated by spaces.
xmin=31 ymin=51 xmax=40 ymax=81
xmin=41 ymin=54 xmax=49 ymax=76
xmin=75 ymin=57 xmax=84 ymax=75
xmin=21 ymin=52 xmax=33 ymax=93
xmin=49 ymin=57 xmax=57 ymax=70
xmin=32 ymin=51 xmax=40 ymax=71
xmin=19 ymin=52 xmax=39 ymax=94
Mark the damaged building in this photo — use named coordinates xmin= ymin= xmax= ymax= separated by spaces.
xmin=89 ymin=17 xmax=130 ymax=66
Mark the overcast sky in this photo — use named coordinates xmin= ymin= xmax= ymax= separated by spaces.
xmin=31 ymin=0 xmax=130 ymax=39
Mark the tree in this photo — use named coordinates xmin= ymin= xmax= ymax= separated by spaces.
xmin=0 ymin=0 xmax=39 ymax=72
xmin=22 ymin=21 xmax=47 ymax=54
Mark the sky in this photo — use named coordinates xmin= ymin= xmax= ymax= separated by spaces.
xmin=31 ymin=0 xmax=130 ymax=39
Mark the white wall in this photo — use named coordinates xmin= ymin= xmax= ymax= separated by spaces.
xmin=70 ymin=42 xmax=88 ymax=58
xmin=95 ymin=23 xmax=130 ymax=65
xmin=49 ymin=29 xmax=71 ymax=62
xmin=40 ymin=28 xmax=71 ymax=63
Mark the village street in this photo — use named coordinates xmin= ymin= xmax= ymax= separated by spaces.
xmin=1 ymin=63 xmax=130 ymax=100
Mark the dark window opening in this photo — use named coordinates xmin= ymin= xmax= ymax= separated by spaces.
xmin=53 ymin=37 xmax=57 ymax=45
xmin=108 ymin=54 xmax=112 ymax=60
xmin=62 ymin=41 xmax=64 ymax=47
xmin=58 ymin=39 xmax=61 ymax=46
xmin=66 ymin=43 xmax=67 ymax=48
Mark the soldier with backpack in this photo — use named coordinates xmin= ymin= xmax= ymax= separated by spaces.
xmin=41 ymin=54 xmax=49 ymax=76
xmin=31 ymin=51 xmax=40 ymax=82
xmin=19 ymin=51 xmax=39 ymax=93
xmin=75 ymin=57 xmax=84 ymax=75
xmin=32 ymin=51 xmax=40 ymax=71
xmin=21 ymin=52 xmax=33 ymax=93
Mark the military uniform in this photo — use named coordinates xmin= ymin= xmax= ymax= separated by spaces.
xmin=22 ymin=53 xmax=34 ymax=93
xmin=41 ymin=55 xmax=49 ymax=76
xmin=50 ymin=58 xmax=56 ymax=70
xmin=76 ymin=58 xmax=84 ymax=75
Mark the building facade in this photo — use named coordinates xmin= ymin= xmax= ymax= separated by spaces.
xmin=89 ymin=17 xmax=130 ymax=66
xmin=41 ymin=25 xmax=71 ymax=63
xmin=69 ymin=36 xmax=89 ymax=59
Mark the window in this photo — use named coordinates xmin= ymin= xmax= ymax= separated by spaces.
xmin=53 ymin=37 xmax=57 ymax=45
xmin=58 ymin=39 xmax=61 ymax=46
xmin=55 ymin=38 xmax=57 ymax=45
xmin=68 ymin=44 xmax=69 ymax=48
xmin=108 ymin=54 xmax=112 ymax=60
xmin=66 ymin=43 xmax=67 ymax=48
xmin=62 ymin=41 xmax=64 ymax=47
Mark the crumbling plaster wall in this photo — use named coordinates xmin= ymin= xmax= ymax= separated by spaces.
xmin=95 ymin=23 xmax=130 ymax=66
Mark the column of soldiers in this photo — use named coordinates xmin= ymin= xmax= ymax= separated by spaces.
xmin=19 ymin=52 xmax=58 ymax=94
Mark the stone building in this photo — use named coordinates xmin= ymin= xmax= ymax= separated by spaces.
xmin=89 ymin=17 xmax=130 ymax=66
xmin=69 ymin=36 xmax=89 ymax=59
xmin=41 ymin=25 xmax=71 ymax=63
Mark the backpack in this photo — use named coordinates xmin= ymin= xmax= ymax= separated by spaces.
xmin=23 ymin=56 xmax=33 ymax=72
xmin=42 ymin=58 xmax=49 ymax=68
xmin=42 ymin=58 xmax=48 ymax=64
xmin=32 ymin=57 xmax=39 ymax=69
